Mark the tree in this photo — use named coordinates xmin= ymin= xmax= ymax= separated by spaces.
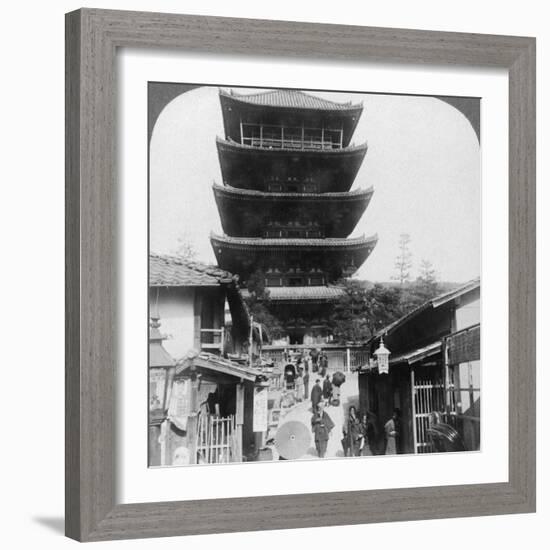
xmin=173 ymin=234 xmax=197 ymax=261
xmin=330 ymin=280 xmax=403 ymax=344
xmin=398 ymin=259 xmax=441 ymax=312
xmin=392 ymin=233 xmax=413 ymax=286
xmin=414 ymin=259 xmax=439 ymax=302
xmin=242 ymin=270 xmax=283 ymax=337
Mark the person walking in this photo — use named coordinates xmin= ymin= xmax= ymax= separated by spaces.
xmin=322 ymin=374 xmax=332 ymax=406
xmin=310 ymin=348 xmax=320 ymax=373
xmin=303 ymin=367 xmax=310 ymax=401
xmin=295 ymin=369 xmax=304 ymax=402
xmin=384 ymin=408 xmax=401 ymax=455
xmin=342 ymin=406 xmax=363 ymax=457
xmin=311 ymin=402 xmax=335 ymax=458
xmin=319 ymin=352 xmax=329 ymax=377
xmin=310 ymin=379 xmax=323 ymax=411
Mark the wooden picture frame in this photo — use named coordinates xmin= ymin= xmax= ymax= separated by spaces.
xmin=65 ymin=8 xmax=536 ymax=542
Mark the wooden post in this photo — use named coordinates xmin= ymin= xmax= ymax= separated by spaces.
xmin=411 ymin=367 xmax=418 ymax=454
xmin=249 ymin=315 xmax=254 ymax=368
xmin=159 ymin=419 xmax=168 ymax=466
xmin=443 ymin=337 xmax=450 ymax=415
xmin=346 ymin=347 xmax=351 ymax=372
xmin=187 ymin=377 xmax=200 ymax=464
xmin=239 ymin=118 xmax=244 ymax=144
xmin=235 ymin=383 xmax=244 ymax=462
xmin=193 ymin=291 xmax=202 ymax=351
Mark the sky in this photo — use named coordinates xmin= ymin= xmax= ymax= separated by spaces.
xmin=149 ymin=86 xmax=480 ymax=283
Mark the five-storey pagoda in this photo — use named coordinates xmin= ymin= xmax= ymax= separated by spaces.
xmin=211 ymin=88 xmax=377 ymax=345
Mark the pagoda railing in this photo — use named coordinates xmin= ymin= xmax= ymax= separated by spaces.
xmin=240 ymin=122 xmax=343 ymax=150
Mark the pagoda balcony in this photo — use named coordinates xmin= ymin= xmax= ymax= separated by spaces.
xmin=219 ymin=88 xmax=363 ymax=148
xmin=213 ymin=183 xmax=373 ymax=239
xmin=216 ymin=137 xmax=368 ymax=193
xmin=240 ymin=123 xmax=344 ymax=151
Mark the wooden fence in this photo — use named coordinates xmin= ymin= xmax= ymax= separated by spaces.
xmin=196 ymin=414 xmax=237 ymax=464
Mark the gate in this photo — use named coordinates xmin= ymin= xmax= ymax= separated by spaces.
xmin=196 ymin=414 xmax=237 ymax=464
xmin=411 ymin=370 xmax=446 ymax=453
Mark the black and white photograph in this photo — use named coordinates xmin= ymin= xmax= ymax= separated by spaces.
xmin=148 ymin=84 xmax=481 ymax=467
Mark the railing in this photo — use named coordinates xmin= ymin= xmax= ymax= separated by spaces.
xmin=261 ymin=347 xmax=370 ymax=373
xmin=199 ymin=328 xmax=224 ymax=353
xmin=243 ymin=137 xmax=340 ymax=150
xmin=240 ymin=123 xmax=343 ymax=151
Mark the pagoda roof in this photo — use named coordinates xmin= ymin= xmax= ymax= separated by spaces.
xmin=212 ymin=182 xmax=373 ymax=202
xmin=221 ymin=88 xmax=363 ymax=112
xmin=242 ymin=285 xmax=346 ymax=303
xmin=210 ymin=232 xmax=377 ymax=281
xmin=210 ymin=233 xmax=377 ymax=250
xmin=216 ymin=137 xmax=367 ymax=193
xmin=213 ymin=183 xmax=373 ymax=238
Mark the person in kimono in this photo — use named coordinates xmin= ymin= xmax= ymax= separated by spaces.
xmin=310 ymin=379 xmax=323 ymax=411
xmin=295 ymin=369 xmax=304 ymax=402
xmin=322 ymin=374 xmax=333 ymax=406
xmin=342 ymin=405 xmax=363 ymax=457
xmin=303 ymin=367 xmax=310 ymax=401
xmin=384 ymin=408 xmax=401 ymax=455
xmin=311 ymin=401 xmax=335 ymax=458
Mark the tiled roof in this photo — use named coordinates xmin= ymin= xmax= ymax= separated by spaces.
xmin=222 ymin=88 xmax=362 ymax=111
xmin=242 ymin=286 xmax=346 ymax=302
xmin=210 ymin=232 xmax=378 ymax=249
xmin=176 ymin=352 xmax=263 ymax=382
xmin=150 ymin=253 xmax=234 ymax=287
xmin=367 ymin=278 xmax=481 ymax=345
xmin=213 ymin=183 xmax=374 ymax=201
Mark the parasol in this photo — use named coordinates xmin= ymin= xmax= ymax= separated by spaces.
xmin=275 ymin=420 xmax=311 ymax=460
xmin=332 ymin=371 xmax=346 ymax=387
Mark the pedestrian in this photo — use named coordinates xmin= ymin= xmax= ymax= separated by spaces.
xmin=384 ymin=408 xmax=401 ymax=455
xmin=310 ymin=348 xmax=320 ymax=373
xmin=342 ymin=406 xmax=363 ymax=457
xmin=303 ymin=367 xmax=310 ymax=400
xmin=310 ymin=379 xmax=323 ymax=411
xmin=295 ymin=369 xmax=304 ymax=402
xmin=322 ymin=374 xmax=332 ymax=406
xmin=360 ymin=411 xmax=377 ymax=456
xmin=319 ymin=352 xmax=328 ymax=377
xmin=311 ymin=401 xmax=334 ymax=458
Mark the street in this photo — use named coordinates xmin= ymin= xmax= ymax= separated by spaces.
xmin=273 ymin=371 xmax=359 ymax=460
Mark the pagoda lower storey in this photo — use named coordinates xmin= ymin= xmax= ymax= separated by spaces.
xmin=242 ymin=286 xmax=346 ymax=345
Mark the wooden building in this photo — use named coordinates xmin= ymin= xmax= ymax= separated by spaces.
xmin=148 ymin=253 xmax=267 ymax=466
xmin=358 ymin=279 xmax=481 ymax=454
xmin=210 ymin=88 xmax=377 ymax=345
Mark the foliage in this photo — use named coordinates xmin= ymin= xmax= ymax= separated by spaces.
xmin=330 ymin=260 xmax=443 ymax=344
xmin=330 ymin=280 xmax=403 ymax=343
xmin=243 ymin=270 xmax=284 ymax=337
xmin=173 ymin=234 xmax=197 ymax=261
xmin=392 ymin=233 xmax=413 ymax=286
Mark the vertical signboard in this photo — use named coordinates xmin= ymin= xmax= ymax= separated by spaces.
xmin=253 ymin=386 xmax=268 ymax=432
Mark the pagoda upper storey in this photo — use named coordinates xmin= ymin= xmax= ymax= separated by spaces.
xmin=213 ymin=183 xmax=373 ymax=239
xmin=216 ymin=137 xmax=368 ymax=193
xmin=219 ymin=88 xmax=363 ymax=149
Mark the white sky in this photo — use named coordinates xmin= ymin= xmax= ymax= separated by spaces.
xmin=150 ymin=86 xmax=480 ymax=282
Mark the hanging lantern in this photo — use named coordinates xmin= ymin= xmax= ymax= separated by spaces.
xmin=374 ymin=336 xmax=390 ymax=375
